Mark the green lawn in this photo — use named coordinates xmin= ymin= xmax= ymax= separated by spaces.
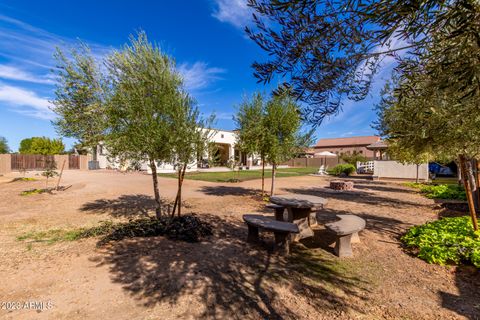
xmin=158 ymin=167 xmax=318 ymax=182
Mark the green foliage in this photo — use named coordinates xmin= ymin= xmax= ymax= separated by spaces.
xmin=105 ymin=31 xmax=181 ymax=165
xmin=340 ymin=151 xmax=367 ymax=167
xmin=402 ymin=216 xmax=480 ymax=268
xmin=329 ymin=164 xmax=356 ymax=176
xmin=17 ymin=216 xmax=213 ymax=245
xmin=0 ymin=136 xmax=9 ymax=153
xmin=406 ymin=183 xmax=466 ymax=201
xmin=19 ymin=137 xmax=65 ymax=155
xmin=42 ymin=159 xmax=58 ymax=188
xmin=52 ymin=42 xmax=106 ymax=154
xmin=11 ymin=177 xmax=37 ymax=182
xmin=20 ymin=188 xmax=47 ymax=196
xmin=234 ymin=92 xmax=267 ymax=158
xmin=246 ymin=1 xmax=479 ymax=125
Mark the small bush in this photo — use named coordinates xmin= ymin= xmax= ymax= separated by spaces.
xmin=329 ymin=164 xmax=356 ymax=176
xmin=402 ymin=216 xmax=480 ymax=268
xmin=405 ymin=183 xmax=466 ymax=200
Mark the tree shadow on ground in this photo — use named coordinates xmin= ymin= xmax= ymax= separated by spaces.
xmin=352 ymin=182 xmax=417 ymax=194
xmin=439 ymin=265 xmax=480 ymax=319
xmin=283 ymin=187 xmax=430 ymax=209
xmin=93 ymin=214 xmax=370 ymax=319
xmin=199 ymin=185 xmax=260 ymax=197
xmin=79 ymin=194 xmax=181 ymax=218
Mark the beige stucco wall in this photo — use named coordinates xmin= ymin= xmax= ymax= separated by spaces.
xmin=53 ymin=155 xmax=69 ymax=169
xmin=373 ymin=160 xmax=429 ymax=180
xmin=79 ymin=155 xmax=91 ymax=170
xmin=0 ymin=154 xmax=11 ymax=175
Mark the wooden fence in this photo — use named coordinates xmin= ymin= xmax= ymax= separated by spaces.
xmin=11 ymin=154 xmax=55 ymax=170
xmin=0 ymin=154 xmax=89 ymax=175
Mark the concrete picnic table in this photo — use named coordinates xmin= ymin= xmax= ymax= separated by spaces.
xmin=269 ymin=194 xmax=328 ymax=240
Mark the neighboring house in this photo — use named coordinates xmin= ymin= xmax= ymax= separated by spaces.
xmin=313 ymin=136 xmax=381 ymax=159
xmin=94 ymin=128 xmax=260 ymax=172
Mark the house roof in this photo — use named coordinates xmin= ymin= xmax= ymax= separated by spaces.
xmin=366 ymin=140 xmax=388 ymax=150
xmin=314 ymin=136 xmax=380 ymax=148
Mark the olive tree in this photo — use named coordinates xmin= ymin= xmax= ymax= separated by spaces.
xmin=169 ymin=94 xmax=213 ymax=216
xmin=264 ymin=93 xmax=307 ymax=196
xmin=105 ymin=32 xmax=182 ymax=218
xmin=234 ymin=93 xmax=269 ymax=196
xmin=51 ymin=43 xmax=106 ymax=165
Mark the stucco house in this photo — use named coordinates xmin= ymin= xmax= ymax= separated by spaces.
xmin=94 ymin=128 xmax=260 ymax=173
xmin=314 ymin=136 xmax=381 ymax=159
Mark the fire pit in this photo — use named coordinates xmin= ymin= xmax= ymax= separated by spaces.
xmin=329 ymin=180 xmax=354 ymax=191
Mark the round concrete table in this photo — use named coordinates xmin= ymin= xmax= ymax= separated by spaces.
xmin=269 ymin=194 xmax=328 ymax=240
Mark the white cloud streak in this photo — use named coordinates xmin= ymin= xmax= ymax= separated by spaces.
xmin=0 ymin=84 xmax=55 ymax=120
xmin=178 ymin=62 xmax=226 ymax=91
xmin=0 ymin=65 xmax=54 ymax=84
xmin=211 ymin=0 xmax=252 ymax=29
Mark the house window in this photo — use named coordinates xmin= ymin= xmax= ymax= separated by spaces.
xmin=98 ymin=145 xmax=104 ymax=155
xmin=221 ymin=134 xmax=224 ymax=138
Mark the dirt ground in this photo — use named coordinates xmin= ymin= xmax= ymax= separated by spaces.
xmin=0 ymin=170 xmax=479 ymax=320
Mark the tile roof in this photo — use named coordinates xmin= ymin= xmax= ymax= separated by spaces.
xmin=366 ymin=140 xmax=388 ymax=149
xmin=315 ymin=136 xmax=380 ymax=148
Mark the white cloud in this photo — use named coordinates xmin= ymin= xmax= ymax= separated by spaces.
xmin=0 ymin=84 xmax=55 ymax=120
xmin=212 ymin=0 xmax=252 ymax=29
xmin=0 ymin=65 xmax=54 ymax=84
xmin=178 ymin=62 xmax=226 ymax=91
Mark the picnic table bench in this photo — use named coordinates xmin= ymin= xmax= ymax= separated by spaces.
xmin=269 ymin=194 xmax=328 ymax=240
xmin=325 ymin=214 xmax=366 ymax=257
xmin=243 ymin=214 xmax=299 ymax=255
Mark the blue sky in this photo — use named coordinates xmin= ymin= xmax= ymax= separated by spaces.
xmin=0 ymin=0 xmax=393 ymax=151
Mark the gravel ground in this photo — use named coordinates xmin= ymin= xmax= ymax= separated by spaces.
xmin=0 ymin=170 xmax=479 ymax=319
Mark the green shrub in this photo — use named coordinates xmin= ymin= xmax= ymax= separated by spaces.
xmin=402 ymin=216 xmax=480 ymax=268
xmin=405 ymin=183 xmax=466 ymax=200
xmin=329 ymin=164 xmax=356 ymax=176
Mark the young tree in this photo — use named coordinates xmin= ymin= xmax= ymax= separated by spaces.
xmin=105 ymin=31 xmax=183 ymax=218
xmin=19 ymin=137 xmax=65 ymax=155
xmin=169 ymin=94 xmax=213 ymax=216
xmin=246 ymin=0 xmax=479 ymax=125
xmin=51 ymin=43 xmax=106 ymax=167
xmin=263 ymin=93 xmax=306 ymax=196
xmin=42 ymin=159 xmax=58 ymax=189
xmin=0 ymin=136 xmax=9 ymax=153
xmin=234 ymin=93 xmax=269 ymax=196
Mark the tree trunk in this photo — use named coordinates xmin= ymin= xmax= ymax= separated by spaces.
xmin=270 ymin=163 xmax=276 ymax=196
xmin=476 ymin=159 xmax=480 ymax=213
xmin=149 ymin=158 xmax=162 ymax=218
xmin=415 ymin=164 xmax=419 ymax=183
xmin=261 ymin=156 xmax=265 ymax=197
xmin=459 ymin=155 xmax=479 ymax=231
xmin=92 ymin=145 xmax=98 ymax=162
xmin=172 ymin=163 xmax=188 ymax=217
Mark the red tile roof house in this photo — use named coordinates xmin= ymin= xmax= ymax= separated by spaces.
xmin=313 ymin=136 xmax=381 ymax=159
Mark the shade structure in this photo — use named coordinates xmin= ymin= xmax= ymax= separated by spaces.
xmin=314 ymin=151 xmax=338 ymax=171
xmin=314 ymin=151 xmax=337 ymax=157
